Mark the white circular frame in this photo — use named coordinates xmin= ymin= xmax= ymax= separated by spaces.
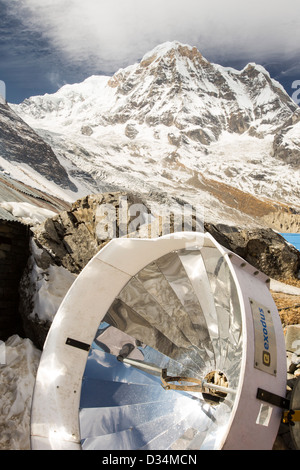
xmin=30 ymin=232 xmax=287 ymax=450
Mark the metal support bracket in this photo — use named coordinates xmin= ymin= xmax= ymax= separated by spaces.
xmin=66 ymin=337 xmax=90 ymax=351
xmin=256 ymin=387 xmax=290 ymax=409
xmin=161 ymin=369 xmax=204 ymax=393
xmin=118 ymin=356 xmax=236 ymax=396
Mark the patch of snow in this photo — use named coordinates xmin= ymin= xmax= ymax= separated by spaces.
xmin=0 ymin=202 xmax=56 ymax=225
xmin=0 ymin=335 xmax=41 ymax=450
xmin=32 ymin=263 xmax=76 ymax=323
xmin=0 ymin=156 xmax=93 ymax=203
xmin=270 ymin=279 xmax=300 ymax=295
xmin=28 ymin=241 xmax=77 ymax=323
xmin=282 ymin=120 xmax=300 ymax=148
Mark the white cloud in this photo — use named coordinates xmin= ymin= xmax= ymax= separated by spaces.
xmin=8 ymin=0 xmax=300 ymax=73
xmin=0 ymin=80 xmax=6 ymax=102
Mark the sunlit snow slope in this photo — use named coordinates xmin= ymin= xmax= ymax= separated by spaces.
xmin=11 ymin=41 xmax=300 ymax=227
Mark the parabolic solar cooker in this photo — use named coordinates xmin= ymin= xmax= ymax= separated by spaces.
xmin=30 ymin=232 xmax=291 ymax=450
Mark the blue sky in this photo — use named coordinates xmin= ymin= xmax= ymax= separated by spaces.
xmin=1 ymin=0 xmax=300 ymax=104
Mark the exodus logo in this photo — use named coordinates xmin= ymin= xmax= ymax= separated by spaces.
xmin=259 ymin=307 xmax=269 ymax=350
xmin=259 ymin=307 xmax=271 ymax=367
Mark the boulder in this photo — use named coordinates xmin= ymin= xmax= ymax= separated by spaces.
xmin=19 ymin=192 xmax=300 ymax=349
xmin=204 ymin=223 xmax=300 ymax=281
xmin=31 ymin=191 xmax=151 ymax=274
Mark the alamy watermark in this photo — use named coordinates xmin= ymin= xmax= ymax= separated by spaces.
xmin=0 ymin=340 xmax=6 ymax=365
xmin=95 ymin=196 xmax=205 ymax=243
xmin=292 ymin=80 xmax=300 ymax=105
xmin=0 ymin=80 xmax=6 ymax=103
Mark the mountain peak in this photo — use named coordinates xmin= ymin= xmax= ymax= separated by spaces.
xmin=15 ymin=39 xmax=298 ymax=143
xmin=7 ymin=40 xmax=300 ymax=228
xmin=140 ymin=41 xmax=208 ymax=67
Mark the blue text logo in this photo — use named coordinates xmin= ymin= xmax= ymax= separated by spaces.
xmin=259 ymin=307 xmax=269 ymax=351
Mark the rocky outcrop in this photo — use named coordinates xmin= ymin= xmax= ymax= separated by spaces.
xmin=18 ymin=192 xmax=300 ymax=349
xmin=31 ymin=192 xmax=151 ymax=274
xmin=19 ymin=191 xmax=152 ymax=348
xmin=125 ymin=124 xmax=139 ymax=139
xmin=32 ymin=190 xmax=300 ymax=281
xmin=81 ymin=125 xmax=93 ymax=136
xmin=205 ymin=223 xmax=300 ymax=280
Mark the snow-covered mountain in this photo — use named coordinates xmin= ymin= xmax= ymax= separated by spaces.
xmin=0 ymin=101 xmax=101 ymax=202
xmin=0 ymin=101 xmax=74 ymax=190
xmin=8 ymin=41 xmax=300 ymax=228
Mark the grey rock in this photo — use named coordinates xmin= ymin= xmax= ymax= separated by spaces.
xmin=204 ymin=223 xmax=300 ymax=280
xmin=125 ymin=124 xmax=139 ymax=139
xmin=81 ymin=125 xmax=93 ymax=136
xmin=285 ymin=324 xmax=300 ymax=353
xmin=31 ymin=191 xmax=151 ymax=274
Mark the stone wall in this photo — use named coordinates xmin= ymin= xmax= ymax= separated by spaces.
xmin=0 ymin=220 xmax=30 ymax=340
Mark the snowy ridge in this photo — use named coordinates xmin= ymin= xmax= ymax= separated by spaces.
xmin=15 ymin=42 xmax=295 ymax=134
xmin=9 ymin=41 xmax=300 ymax=226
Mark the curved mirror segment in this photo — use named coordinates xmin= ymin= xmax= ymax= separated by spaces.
xmin=79 ymin=247 xmax=243 ymax=450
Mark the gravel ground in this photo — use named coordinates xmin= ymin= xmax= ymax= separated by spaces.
xmin=271 ymin=279 xmax=300 ymax=450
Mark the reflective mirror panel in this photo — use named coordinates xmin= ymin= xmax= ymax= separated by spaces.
xmin=79 ymin=247 xmax=243 ymax=450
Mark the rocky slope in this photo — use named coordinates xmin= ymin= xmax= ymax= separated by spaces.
xmin=0 ymin=102 xmax=76 ymax=191
xmin=0 ymin=102 xmax=103 ymax=202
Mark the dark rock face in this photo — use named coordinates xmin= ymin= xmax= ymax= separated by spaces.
xmin=0 ymin=220 xmax=30 ymax=341
xmin=0 ymin=103 xmax=77 ymax=191
xmin=32 ymin=192 xmax=151 ymax=274
xmin=205 ymin=223 xmax=300 ymax=280
xmin=125 ymin=124 xmax=139 ymax=139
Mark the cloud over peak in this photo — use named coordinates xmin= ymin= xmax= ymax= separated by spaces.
xmin=7 ymin=0 xmax=300 ymax=73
